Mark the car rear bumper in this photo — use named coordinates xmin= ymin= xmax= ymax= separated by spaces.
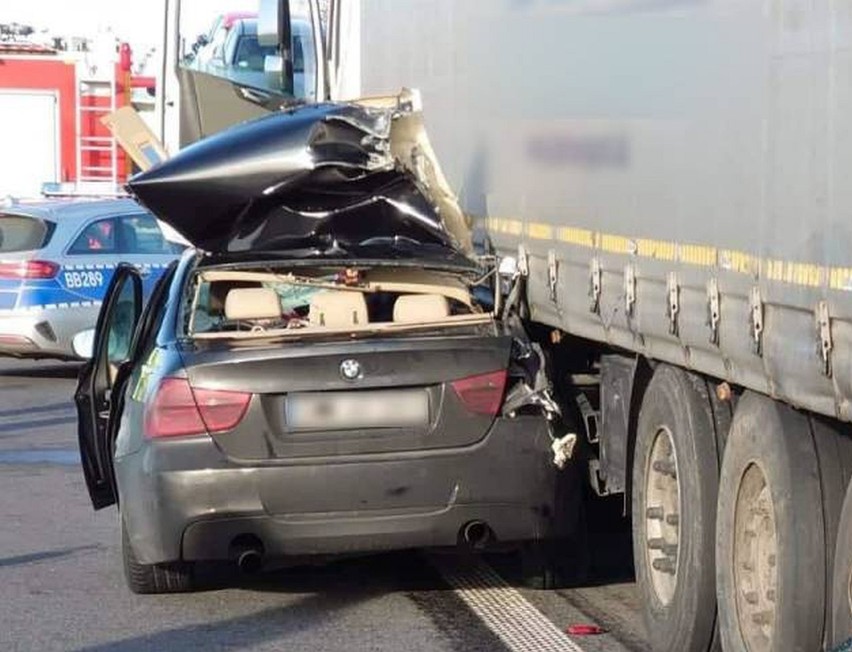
xmin=117 ymin=415 xmax=573 ymax=565
xmin=0 ymin=307 xmax=96 ymax=359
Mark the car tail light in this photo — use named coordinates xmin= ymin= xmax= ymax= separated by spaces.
xmin=144 ymin=377 xmax=251 ymax=439
xmin=0 ymin=260 xmax=59 ymax=279
xmin=451 ymin=369 xmax=508 ymax=416
xmin=193 ymin=385 xmax=252 ymax=433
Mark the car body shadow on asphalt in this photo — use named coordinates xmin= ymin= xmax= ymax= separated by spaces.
xmin=0 ymin=362 xmax=82 ymax=379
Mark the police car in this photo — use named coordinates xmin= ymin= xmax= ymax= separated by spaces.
xmin=0 ymin=198 xmax=183 ymax=360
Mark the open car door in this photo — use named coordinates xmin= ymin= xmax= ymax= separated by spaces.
xmin=174 ymin=0 xmax=326 ymax=147
xmin=74 ymin=265 xmax=143 ymax=510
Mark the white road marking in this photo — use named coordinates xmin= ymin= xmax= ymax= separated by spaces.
xmin=429 ymin=554 xmax=586 ymax=652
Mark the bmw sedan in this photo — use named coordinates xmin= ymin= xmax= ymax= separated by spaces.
xmin=75 ymin=95 xmax=574 ymax=593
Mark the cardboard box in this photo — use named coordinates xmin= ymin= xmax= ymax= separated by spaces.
xmin=101 ymin=107 xmax=169 ymax=172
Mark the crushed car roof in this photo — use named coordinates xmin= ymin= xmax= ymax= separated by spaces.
xmin=128 ymin=92 xmax=473 ymax=258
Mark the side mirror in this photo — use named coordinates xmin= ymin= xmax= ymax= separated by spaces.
xmin=72 ymin=329 xmax=96 ymax=360
xmin=191 ymin=34 xmax=208 ymax=54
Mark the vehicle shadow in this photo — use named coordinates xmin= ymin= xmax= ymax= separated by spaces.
xmin=72 ymin=591 xmax=386 ymax=652
xmin=70 ymin=542 xmax=634 ymax=652
xmin=197 ymin=549 xmax=447 ymax=595
xmin=0 ymin=545 xmax=103 ymax=569
xmin=0 ymin=361 xmax=81 ymax=380
xmin=72 ymin=551 xmax=505 ymax=652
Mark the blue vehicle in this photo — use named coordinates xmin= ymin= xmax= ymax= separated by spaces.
xmin=0 ymin=198 xmax=183 ymax=359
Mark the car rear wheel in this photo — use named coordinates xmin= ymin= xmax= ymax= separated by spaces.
xmin=121 ymin=518 xmax=194 ymax=594
xmin=631 ymin=365 xmax=721 ymax=652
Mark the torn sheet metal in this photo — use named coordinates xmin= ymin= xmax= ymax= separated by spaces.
xmin=128 ymin=90 xmax=472 ymax=255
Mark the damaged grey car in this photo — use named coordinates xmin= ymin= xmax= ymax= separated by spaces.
xmin=74 ymin=93 xmax=576 ymax=593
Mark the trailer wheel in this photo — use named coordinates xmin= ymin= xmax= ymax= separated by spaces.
xmin=834 ymin=479 xmax=852 ymax=646
xmin=716 ymin=392 xmax=824 ymax=652
xmin=631 ymin=365 xmax=720 ymax=652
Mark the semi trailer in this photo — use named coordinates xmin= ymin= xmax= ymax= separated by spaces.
xmin=154 ymin=1 xmax=852 ymax=651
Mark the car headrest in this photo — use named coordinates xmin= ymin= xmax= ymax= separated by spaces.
xmin=393 ymin=294 xmax=450 ymax=323
xmin=309 ymin=290 xmax=368 ymax=328
xmin=224 ymin=287 xmax=281 ymax=321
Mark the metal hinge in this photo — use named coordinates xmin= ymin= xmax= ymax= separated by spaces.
xmin=517 ymin=244 xmax=529 ymax=277
xmin=588 ymin=459 xmax=611 ymax=497
xmin=707 ymin=277 xmax=720 ymax=345
xmin=547 ymin=250 xmax=558 ymax=303
xmin=624 ymin=264 xmax=636 ymax=317
xmin=589 ymin=258 xmax=602 ymax=314
xmin=749 ymin=287 xmax=764 ymax=356
xmin=816 ymin=301 xmax=833 ymax=376
xmin=666 ymin=272 xmax=679 ymax=335
xmin=575 ymin=392 xmax=600 ymax=445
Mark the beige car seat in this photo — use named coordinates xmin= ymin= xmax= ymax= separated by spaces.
xmin=309 ymin=290 xmax=369 ymax=327
xmin=224 ymin=288 xmax=281 ymax=321
xmin=393 ymin=294 xmax=451 ymax=323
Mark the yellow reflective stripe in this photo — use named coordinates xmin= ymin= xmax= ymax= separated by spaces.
xmin=482 ymin=218 xmax=852 ymax=291
xmin=526 ymin=222 xmax=554 ymax=240
xmin=557 ymin=226 xmax=595 ymax=248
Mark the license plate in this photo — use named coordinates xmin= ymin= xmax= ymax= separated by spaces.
xmin=286 ymin=390 xmax=429 ymax=430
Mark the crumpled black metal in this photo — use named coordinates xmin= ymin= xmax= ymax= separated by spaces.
xmin=128 ymin=102 xmax=458 ymax=254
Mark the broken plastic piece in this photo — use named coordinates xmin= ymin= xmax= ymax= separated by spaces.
xmin=551 ymin=433 xmax=578 ymax=469
xmin=565 ymin=624 xmax=606 ymax=636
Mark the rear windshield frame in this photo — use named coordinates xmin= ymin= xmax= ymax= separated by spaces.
xmin=0 ymin=214 xmax=56 ymax=253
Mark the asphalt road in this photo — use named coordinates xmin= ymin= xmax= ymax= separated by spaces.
xmin=0 ymin=357 xmax=648 ymax=652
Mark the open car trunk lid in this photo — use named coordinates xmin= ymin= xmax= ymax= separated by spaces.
xmin=128 ymin=91 xmax=473 ymax=256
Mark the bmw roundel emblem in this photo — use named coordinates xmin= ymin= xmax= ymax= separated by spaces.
xmin=340 ymin=359 xmax=363 ymax=381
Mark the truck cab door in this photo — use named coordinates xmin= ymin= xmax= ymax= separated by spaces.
xmin=74 ymin=265 xmax=143 ymax=510
xmin=174 ymin=0 xmax=327 ymax=147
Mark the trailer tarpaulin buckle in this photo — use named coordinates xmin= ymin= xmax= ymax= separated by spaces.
xmin=517 ymin=244 xmax=529 ymax=277
xmin=749 ymin=287 xmax=763 ymax=356
xmin=707 ymin=277 xmax=720 ymax=345
xmin=666 ymin=272 xmax=679 ymax=336
xmin=589 ymin=258 xmax=601 ymax=314
xmin=624 ymin=264 xmax=636 ymax=317
xmin=548 ymin=250 xmax=558 ymax=303
xmin=816 ymin=300 xmax=832 ymax=377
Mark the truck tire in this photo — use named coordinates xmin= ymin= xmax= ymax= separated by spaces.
xmin=121 ymin=519 xmax=194 ymax=594
xmin=631 ymin=365 xmax=720 ymax=652
xmin=834 ymin=479 xmax=852 ymax=646
xmin=811 ymin=419 xmax=852 ymax=650
xmin=716 ymin=392 xmax=825 ymax=652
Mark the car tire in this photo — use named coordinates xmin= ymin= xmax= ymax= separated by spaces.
xmin=715 ymin=392 xmax=825 ymax=652
xmin=121 ymin=519 xmax=194 ymax=594
xmin=834 ymin=478 xmax=852 ymax=647
xmin=631 ymin=365 xmax=720 ymax=652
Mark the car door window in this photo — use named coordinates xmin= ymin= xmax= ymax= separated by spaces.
xmin=118 ymin=213 xmax=182 ymax=255
xmin=106 ymin=277 xmax=139 ymax=366
xmin=69 ymin=218 xmax=117 ymax=254
xmin=235 ymin=35 xmax=274 ymax=71
xmin=210 ymin=24 xmax=229 ymax=64
xmin=129 ymin=262 xmax=178 ymax=362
